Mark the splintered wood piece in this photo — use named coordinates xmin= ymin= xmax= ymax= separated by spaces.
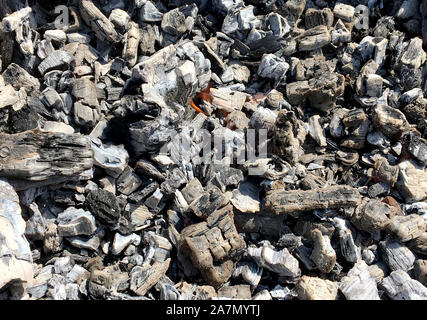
xmin=79 ymin=0 xmax=121 ymax=43
xmin=265 ymin=185 xmax=361 ymax=214
xmin=0 ymin=129 xmax=93 ymax=182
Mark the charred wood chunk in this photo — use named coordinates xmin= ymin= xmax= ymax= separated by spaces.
xmin=79 ymin=0 xmax=121 ymax=43
xmin=286 ymin=72 xmax=345 ymax=113
xmin=295 ymin=275 xmax=338 ymax=300
xmin=37 ymin=50 xmax=74 ymax=75
xmin=272 ymin=110 xmax=306 ymax=165
xmin=352 ymin=200 xmax=391 ymax=232
xmin=0 ymin=129 xmax=93 ymax=183
xmin=178 ymin=204 xmax=246 ymax=287
xmin=265 ymin=185 xmax=361 ymax=215
xmin=130 ymin=259 xmax=171 ymax=296
xmin=408 ymin=232 xmax=427 ymax=255
xmin=380 ymin=270 xmax=427 ymax=300
xmin=2 ymin=63 xmax=40 ymax=94
xmin=296 ymin=25 xmax=331 ymax=51
xmin=305 ymin=8 xmax=334 ymax=28
xmin=372 ymin=104 xmax=411 ymax=139
xmin=85 ymin=189 xmax=121 ymax=228
xmin=380 ymin=236 xmax=416 ymax=272
xmin=387 ymin=214 xmax=426 ymax=243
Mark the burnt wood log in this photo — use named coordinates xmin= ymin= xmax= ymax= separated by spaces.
xmin=265 ymin=185 xmax=362 ymax=215
xmin=0 ymin=129 xmax=93 ymax=187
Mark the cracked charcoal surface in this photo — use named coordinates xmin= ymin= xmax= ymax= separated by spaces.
xmin=0 ymin=0 xmax=426 ymax=301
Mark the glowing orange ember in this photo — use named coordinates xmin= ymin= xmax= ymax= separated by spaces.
xmin=196 ymin=83 xmax=213 ymax=103
xmin=190 ymin=98 xmax=207 ymax=116
xmin=189 ymin=83 xmax=212 ymax=115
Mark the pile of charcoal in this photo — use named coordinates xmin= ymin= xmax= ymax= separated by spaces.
xmin=1 ymin=0 xmax=427 ymax=300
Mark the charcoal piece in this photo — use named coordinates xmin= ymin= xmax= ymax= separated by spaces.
xmin=128 ymin=204 xmax=153 ymax=232
xmin=213 ymin=167 xmax=243 ymax=192
xmin=342 ymin=109 xmax=366 ymax=128
xmin=280 ymin=0 xmax=306 ymax=26
xmin=310 ymin=229 xmax=336 ymax=273
xmin=222 ymin=6 xmax=260 ymax=36
xmin=139 ymin=24 xmax=157 ymax=55
xmin=140 ymin=1 xmax=163 ymax=22
xmin=180 ymin=178 xmax=204 ymax=204
xmin=272 ymin=110 xmax=306 ymax=165
xmin=85 ymin=189 xmax=121 ymax=228
xmin=37 ymin=50 xmax=74 ymax=75
xmin=380 ymin=237 xmax=416 ymax=272
xmin=286 ymin=72 xmax=345 ymax=113
xmin=402 ymin=133 xmax=427 ymax=166
xmin=374 ymin=157 xmax=399 ymax=186
xmin=265 ymin=185 xmax=361 ymax=215
xmin=332 ymin=3 xmax=354 ymax=22
xmin=402 ymin=97 xmax=427 ymax=125
xmin=414 ymin=260 xmax=427 ymax=286
xmin=331 ymin=19 xmax=351 ymax=44
xmin=109 ymin=9 xmax=130 ymax=33
xmin=396 ymin=160 xmax=427 ymax=203
xmin=351 ymin=200 xmax=391 ymax=232
xmin=43 ymin=223 xmax=62 ymax=254
xmin=232 ymin=262 xmax=262 ymax=287
xmin=294 ymin=220 xmax=335 ymax=240
xmin=72 ymin=78 xmax=99 ymax=108
xmin=79 ymin=0 xmax=121 ymax=43
xmin=135 ymin=160 xmax=165 ymax=182
xmin=339 ymin=261 xmax=380 ymax=300
xmin=144 ymin=188 xmax=164 ymax=212
xmin=336 ymin=151 xmax=359 ymax=166
xmin=91 ymin=138 xmax=129 ymax=178
xmin=247 ymin=244 xmax=300 ymax=279
xmin=161 ymin=168 xmax=187 ymax=196
xmin=400 ymin=38 xmax=426 ymax=70
xmin=295 ymin=276 xmax=338 ymax=300
xmin=0 ymin=130 xmax=93 ymax=184
xmin=308 ymin=115 xmax=327 ymax=147
xmin=217 ymin=284 xmax=251 ymax=299
xmin=257 ymin=53 xmax=289 ymax=83
xmin=188 ymin=186 xmax=224 ymax=219
xmin=250 ymin=107 xmax=277 ymax=133
xmin=358 ymin=38 xmax=388 ymax=67
xmin=9 ymin=104 xmax=42 ymax=133
xmin=305 ymin=8 xmax=334 ymax=28
xmin=210 ymin=88 xmax=247 ymax=113
xmin=387 ymin=214 xmax=426 ymax=242
xmin=330 ymin=108 xmax=348 ymax=138
xmin=333 ymin=217 xmax=361 ymax=264
xmin=230 ymin=181 xmax=260 ymax=214
xmin=408 ymin=232 xmax=427 ymax=255
xmin=25 ymin=203 xmax=46 ymax=241
xmin=111 ymin=233 xmax=141 ymax=255
xmin=116 ymin=166 xmax=143 ymax=195
xmin=161 ymin=5 xmax=197 ymax=36
xmin=67 ymin=230 xmax=103 ymax=251
xmin=123 ymin=21 xmax=140 ymax=67
xmin=380 ymin=270 xmax=427 ymax=300
xmin=2 ymin=63 xmax=39 ymax=93
xmin=372 ymin=104 xmax=410 ymax=139
xmin=57 ymin=207 xmax=97 ymax=238
xmin=0 ymin=178 xmax=33 ymax=294
xmin=40 ymin=88 xmax=64 ymax=110
xmin=143 ymin=231 xmax=172 ymax=264
xmin=296 ymin=26 xmax=331 ymax=51
xmin=178 ymin=204 xmax=246 ymax=287
xmin=234 ymin=212 xmax=286 ymax=237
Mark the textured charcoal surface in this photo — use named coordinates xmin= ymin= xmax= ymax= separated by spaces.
xmin=0 ymin=0 xmax=426 ymax=301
